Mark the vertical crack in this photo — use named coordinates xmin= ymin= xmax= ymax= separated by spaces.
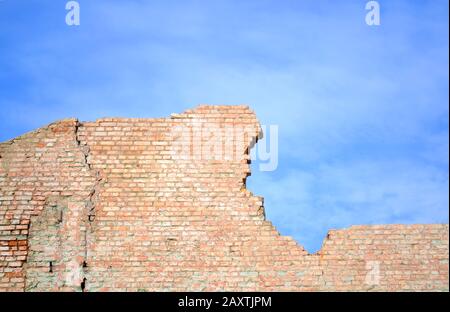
xmin=74 ymin=121 xmax=103 ymax=292
xmin=81 ymin=278 xmax=86 ymax=292
xmin=75 ymin=121 xmax=91 ymax=170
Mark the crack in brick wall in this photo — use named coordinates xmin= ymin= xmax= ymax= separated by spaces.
xmin=0 ymin=119 xmax=97 ymax=291
xmin=0 ymin=105 xmax=448 ymax=291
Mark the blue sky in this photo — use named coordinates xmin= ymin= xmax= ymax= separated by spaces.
xmin=0 ymin=0 xmax=448 ymax=252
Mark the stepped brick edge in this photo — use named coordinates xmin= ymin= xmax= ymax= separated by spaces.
xmin=0 ymin=105 xmax=448 ymax=291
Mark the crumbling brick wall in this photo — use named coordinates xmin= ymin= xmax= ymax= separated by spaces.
xmin=0 ymin=119 xmax=97 ymax=291
xmin=0 ymin=106 xmax=448 ymax=291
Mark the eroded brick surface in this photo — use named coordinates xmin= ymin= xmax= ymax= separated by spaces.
xmin=0 ymin=119 xmax=96 ymax=291
xmin=0 ymin=105 xmax=448 ymax=291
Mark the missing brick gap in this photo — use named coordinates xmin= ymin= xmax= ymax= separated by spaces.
xmin=242 ymin=172 xmax=251 ymax=188
xmin=49 ymin=261 xmax=53 ymax=273
xmin=81 ymin=278 xmax=86 ymax=292
xmin=58 ymin=210 xmax=63 ymax=223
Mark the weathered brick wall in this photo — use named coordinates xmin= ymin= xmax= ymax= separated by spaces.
xmin=0 ymin=105 xmax=448 ymax=291
xmin=0 ymin=119 xmax=97 ymax=291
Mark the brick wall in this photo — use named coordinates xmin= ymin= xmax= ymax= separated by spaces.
xmin=0 ymin=105 xmax=448 ymax=291
xmin=0 ymin=119 xmax=96 ymax=291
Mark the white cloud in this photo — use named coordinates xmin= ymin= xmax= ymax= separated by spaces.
xmin=248 ymin=159 xmax=449 ymax=252
xmin=0 ymin=0 xmax=448 ymax=253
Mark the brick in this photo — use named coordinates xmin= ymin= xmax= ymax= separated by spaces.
xmin=0 ymin=105 xmax=448 ymax=292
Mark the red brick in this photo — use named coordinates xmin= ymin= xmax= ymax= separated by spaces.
xmin=0 ymin=106 xmax=448 ymax=292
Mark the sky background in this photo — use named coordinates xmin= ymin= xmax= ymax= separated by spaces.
xmin=0 ymin=0 xmax=448 ymax=252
